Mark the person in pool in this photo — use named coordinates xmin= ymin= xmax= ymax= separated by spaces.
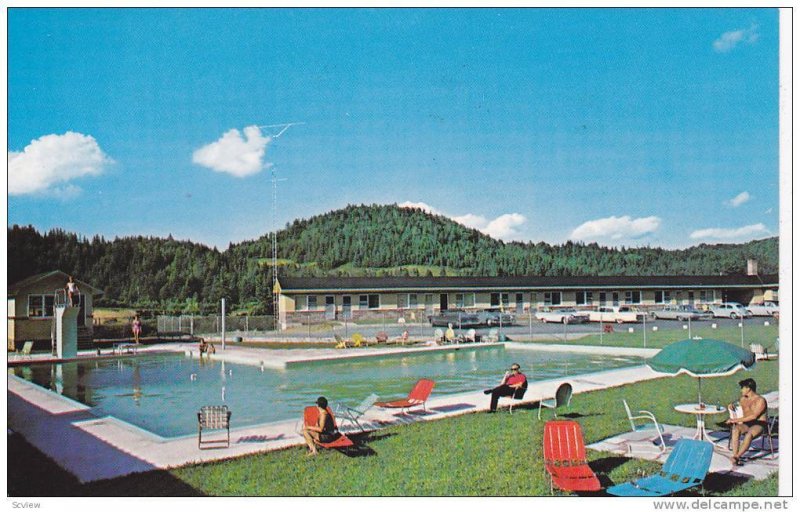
xmin=726 ymin=378 xmax=768 ymax=466
xmin=303 ymin=396 xmax=339 ymax=456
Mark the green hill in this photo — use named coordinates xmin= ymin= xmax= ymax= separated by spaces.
xmin=8 ymin=204 xmax=779 ymax=312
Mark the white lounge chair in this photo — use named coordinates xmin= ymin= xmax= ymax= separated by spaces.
xmin=336 ymin=393 xmax=379 ymax=432
xmin=623 ymin=399 xmax=666 ymax=452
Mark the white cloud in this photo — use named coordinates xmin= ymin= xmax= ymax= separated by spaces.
xmin=570 ymin=215 xmax=661 ymax=242
xmin=399 ymin=202 xmax=527 ymax=241
xmin=8 ymin=132 xmax=113 ymax=195
xmin=713 ymin=24 xmax=759 ymax=53
xmin=192 ymin=125 xmax=272 ymax=177
xmin=726 ymin=191 xmax=751 ymax=207
xmin=690 ymin=223 xmax=770 ymax=240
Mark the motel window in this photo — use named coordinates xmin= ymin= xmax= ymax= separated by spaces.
xmin=409 ymin=294 xmax=418 ymax=308
xmin=464 ymin=293 xmax=475 ymax=308
xmin=531 ymin=292 xmax=538 ymax=307
xmin=455 ymin=294 xmax=464 ymax=308
xmin=576 ymin=291 xmax=593 ymax=305
xmin=28 ymin=294 xmax=56 ymax=318
xmin=599 ymin=292 xmax=607 ymax=306
xmin=368 ymin=294 xmax=380 ymax=309
xmin=307 ymin=296 xmax=318 ymax=310
xmin=359 ymin=295 xmax=368 ymax=309
xmin=655 ymin=291 xmax=672 ymax=304
xmin=700 ymin=290 xmax=715 ymax=303
xmin=501 ymin=293 xmax=510 ymax=308
xmin=544 ymin=292 xmax=561 ymax=306
xmin=424 ymin=294 xmax=434 ymax=307
xmin=397 ymin=294 xmax=408 ymax=309
xmin=625 ymin=291 xmax=641 ymax=304
xmin=490 ymin=293 xmax=500 ymax=307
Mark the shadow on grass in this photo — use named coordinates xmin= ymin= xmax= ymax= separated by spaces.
xmin=703 ymin=471 xmax=754 ymax=494
xmin=430 ymin=403 xmax=476 ymax=413
xmin=588 ymin=456 xmax=632 ymax=489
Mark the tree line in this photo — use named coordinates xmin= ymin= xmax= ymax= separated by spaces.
xmin=8 ymin=204 xmax=779 ymax=314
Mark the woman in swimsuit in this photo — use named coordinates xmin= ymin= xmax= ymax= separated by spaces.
xmin=303 ymin=396 xmax=338 ymax=456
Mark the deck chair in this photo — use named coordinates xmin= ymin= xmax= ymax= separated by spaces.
xmin=375 ymin=331 xmax=389 ymax=344
xmin=374 ymin=378 xmax=435 ymax=414
xmin=336 ymin=393 xmax=379 ymax=432
xmin=334 ymin=334 xmax=349 ymax=349
xmin=464 ymin=329 xmax=476 ymax=343
xmin=543 ymin=420 xmax=602 ymax=493
xmin=623 ymin=399 xmax=666 ymax=452
xmin=197 ymin=405 xmax=232 ymax=449
xmin=498 ymin=380 xmax=528 ymax=414
xmin=303 ymin=406 xmax=355 ymax=450
xmin=485 ymin=328 xmax=500 ymax=343
xmin=607 ymin=439 xmax=713 ymax=496
xmin=352 ymin=333 xmax=366 ymax=348
xmin=721 ymin=405 xmax=776 ymax=460
xmin=749 ymin=343 xmax=776 ymax=361
xmin=433 ymin=328 xmax=444 ymax=344
xmin=538 ymin=382 xmax=573 ymax=419
xmin=18 ymin=341 xmax=34 ymax=359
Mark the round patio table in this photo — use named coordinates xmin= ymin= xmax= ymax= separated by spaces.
xmin=674 ymin=403 xmax=726 ymax=442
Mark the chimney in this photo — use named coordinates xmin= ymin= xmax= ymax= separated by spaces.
xmin=747 ymin=259 xmax=759 ymax=276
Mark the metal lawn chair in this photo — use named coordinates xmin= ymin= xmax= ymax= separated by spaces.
xmin=336 ymin=393 xmax=379 ymax=432
xmin=538 ymin=382 xmax=573 ymax=419
xmin=623 ymin=399 xmax=666 ymax=452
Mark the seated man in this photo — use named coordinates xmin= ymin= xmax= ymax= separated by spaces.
xmin=483 ymin=364 xmax=527 ymax=413
xmin=198 ymin=338 xmax=208 ymax=355
xmin=726 ymin=378 xmax=768 ymax=466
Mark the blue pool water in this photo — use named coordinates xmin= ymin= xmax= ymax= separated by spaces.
xmin=10 ymin=346 xmax=643 ymax=438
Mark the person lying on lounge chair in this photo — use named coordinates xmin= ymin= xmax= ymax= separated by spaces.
xmin=483 ymin=364 xmax=527 ymax=413
xmin=303 ymin=396 xmax=339 ymax=456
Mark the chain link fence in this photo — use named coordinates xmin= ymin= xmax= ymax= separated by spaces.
xmin=157 ymin=315 xmax=277 ymax=337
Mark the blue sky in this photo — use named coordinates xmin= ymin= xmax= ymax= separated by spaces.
xmin=8 ymin=8 xmax=780 ymax=249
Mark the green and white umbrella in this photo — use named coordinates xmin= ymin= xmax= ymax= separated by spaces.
xmin=647 ymin=337 xmax=756 ymax=404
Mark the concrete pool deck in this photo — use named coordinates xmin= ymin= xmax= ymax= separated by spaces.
xmin=7 ymin=342 xmax=776 ymax=486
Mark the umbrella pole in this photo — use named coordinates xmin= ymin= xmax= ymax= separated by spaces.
xmin=698 ymin=378 xmax=702 ymax=405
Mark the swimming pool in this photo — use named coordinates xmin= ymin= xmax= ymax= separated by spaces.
xmin=10 ymin=346 xmax=644 ymax=438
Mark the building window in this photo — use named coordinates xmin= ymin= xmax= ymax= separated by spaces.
xmin=699 ymin=290 xmax=715 ymax=303
xmin=464 ymin=293 xmax=475 ymax=308
xmin=531 ymin=292 xmax=538 ymax=307
xmin=490 ymin=293 xmax=500 ymax=307
xmin=367 ymin=294 xmax=380 ymax=309
xmin=576 ymin=291 xmax=593 ymax=305
xmin=409 ymin=294 xmax=418 ymax=308
xmin=625 ymin=291 xmax=641 ymax=304
xmin=307 ymin=296 xmax=318 ymax=310
xmin=28 ymin=294 xmax=55 ymax=318
xmin=655 ymin=290 xmax=672 ymax=304
xmin=544 ymin=292 xmax=561 ymax=306
xmin=501 ymin=293 xmax=510 ymax=308
xmin=397 ymin=294 xmax=408 ymax=309
xmin=599 ymin=292 xmax=607 ymax=306
xmin=455 ymin=293 xmax=464 ymax=308
xmin=359 ymin=295 xmax=368 ymax=309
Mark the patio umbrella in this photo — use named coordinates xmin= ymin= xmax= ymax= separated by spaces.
xmin=647 ymin=337 xmax=756 ymax=404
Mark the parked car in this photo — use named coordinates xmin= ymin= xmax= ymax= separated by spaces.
xmin=428 ymin=309 xmax=483 ymax=327
xmin=477 ymin=308 xmax=516 ymax=326
xmin=535 ymin=307 xmax=589 ymax=324
xmin=588 ymin=306 xmax=645 ymax=324
xmin=708 ymin=302 xmax=753 ymax=319
xmin=648 ymin=305 xmax=712 ymax=321
xmin=747 ymin=301 xmax=779 ymax=317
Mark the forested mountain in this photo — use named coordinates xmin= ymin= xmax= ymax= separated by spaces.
xmin=8 ymin=204 xmax=779 ymax=313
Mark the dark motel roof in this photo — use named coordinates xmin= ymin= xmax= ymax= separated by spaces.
xmin=278 ymin=274 xmax=779 ymax=294
xmin=8 ymin=270 xmax=105 ymax=297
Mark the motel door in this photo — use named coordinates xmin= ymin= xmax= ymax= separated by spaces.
xmin=612 ymin=292 xmax=619 ymax=306
xmin=440 ymin=294 xmax=449 ymax=311
xmin=515 ymin=293 xmax=524 ymax=314
xmin=324 ymin=296 xmax=336 ymax=320
xmin=342 ymin=296 xmax=352 ymax=319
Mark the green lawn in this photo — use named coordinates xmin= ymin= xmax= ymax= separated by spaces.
xmin=524 ymin=322 xmax=779 ymax=351
xmin=9 ymin=358 xmax=779 ymax=497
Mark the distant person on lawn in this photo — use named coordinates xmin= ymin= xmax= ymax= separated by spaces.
xmin=484 ymin=363 xmax=527 ymax=413
xmin=132 ymin=315 xmax=142 ymax=344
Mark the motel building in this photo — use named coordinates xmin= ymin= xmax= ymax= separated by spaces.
xmin=275 ymin=269 xmax=778 ymax=328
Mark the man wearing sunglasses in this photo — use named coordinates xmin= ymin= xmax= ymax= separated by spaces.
xmin=484 ymin=364 xmax=527 ymax=413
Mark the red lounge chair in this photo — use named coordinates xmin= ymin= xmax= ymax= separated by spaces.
xmin=303 ymin=406 xmax=355 ymax=450
xmin=543 ymin=420 xmax=602 ymax=494
xmin=374 ymin=378 xmax=435 ymax=414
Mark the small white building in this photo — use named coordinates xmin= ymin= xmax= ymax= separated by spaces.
xmin=7 ymin=270 xmax=103 ymax=351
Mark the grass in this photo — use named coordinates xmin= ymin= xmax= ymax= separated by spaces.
xmin=9 ymin=358 xmax=779 ymax=497
xmin=524 ymin=323 xmax=780 ymax=351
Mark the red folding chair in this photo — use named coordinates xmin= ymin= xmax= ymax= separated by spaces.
xmin=543 ymin=420 xmax=602 ymax=493
xmin=374 ymin=379 xmax=435 ymax=414
xmin=303 ymin=406 xmax=355 ymax=450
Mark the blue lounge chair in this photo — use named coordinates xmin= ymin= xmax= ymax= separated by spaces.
xmin=607 ymin=439 xmax=713 ymax=496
